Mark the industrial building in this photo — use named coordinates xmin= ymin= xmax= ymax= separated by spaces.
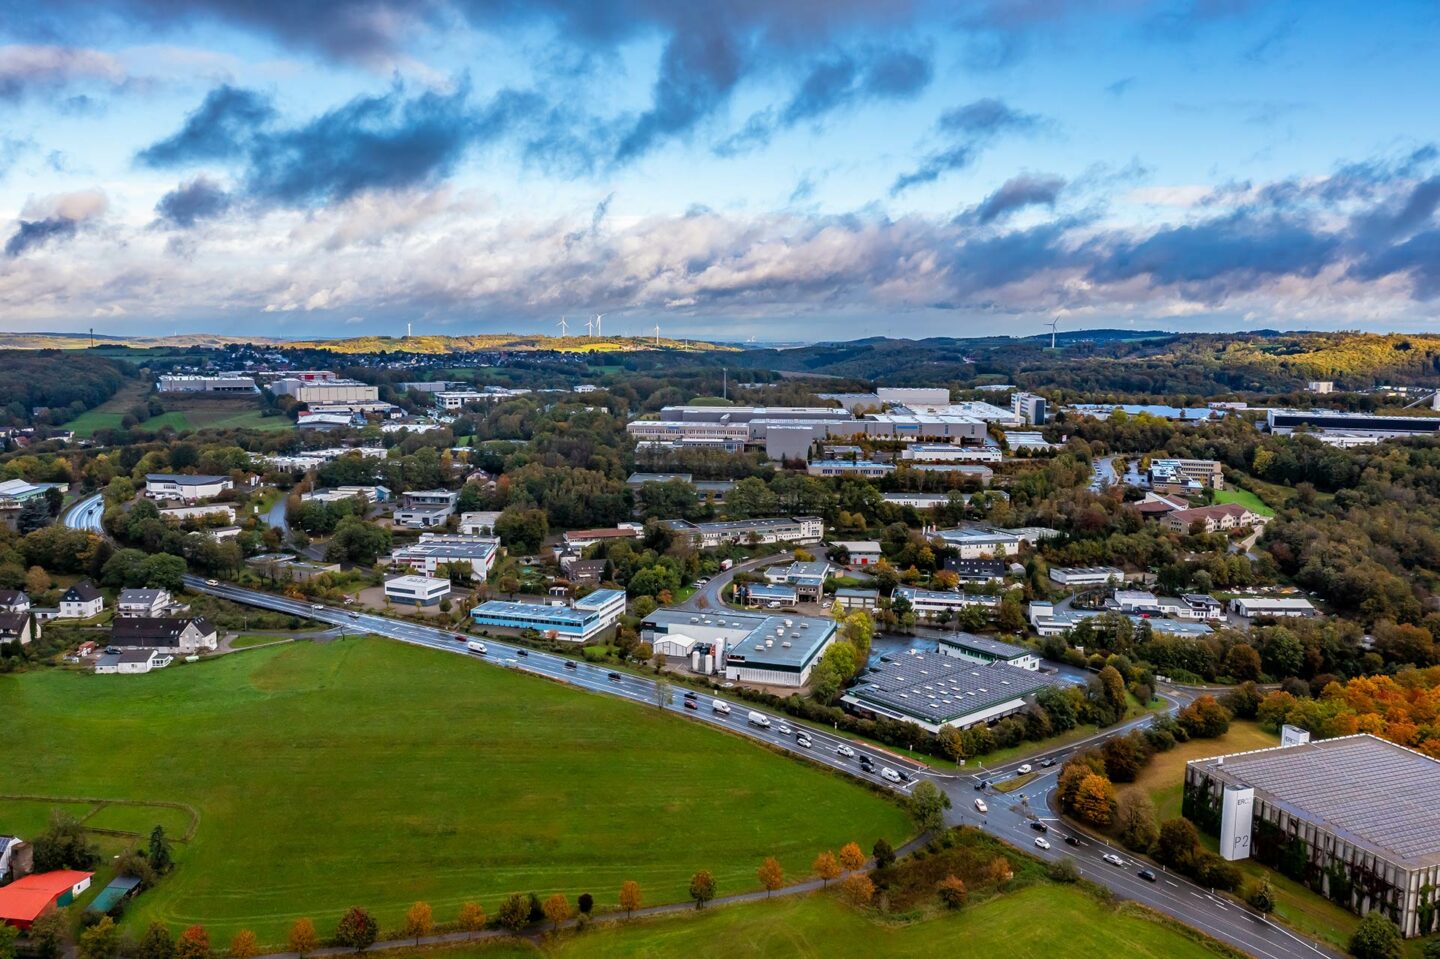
xmin=764 ymin=559 xmax=832 ymax=601
xmin=828 ymin=540 xmax=882 ymax=566
xmin=471 ymin=588 xmax=625 ymax=642
xmin=1012 ymin=392 xmax=1048 ymax=426
xmin=270 ymin=378 xmax=380 ymax=405
xmin=641 ymin=608 xmax=838 ymax=687
xmin=144 ymin=473 xmax=233 ymax=501
xmin=882 ymin=492 xmax=949 ymax=509
xmin=937 ymin=632 xmax=1040 ymax=670
xmin=383 ymin=575 xmax=451 ymax=607
xmin=900 ymin=443 xmax=1003 ymax=464
xmin=1028 ymin=602 xmax=1215 ymax=638
xmin=0 ymin=870 xmax=94 ymax=929
xmin=893 ymin=586 xmax=999 ymax=622
xmin=390 ymin=535 xmax=499 ymax=578
xmin=904 ymin=463 xmax=994 ymax=485
xmin=157 ymin=374 xmax=258 ymax=393
xmin=929 ymin=525 xmax=1054 ymax=558
xmin=665 ymin=516 xmax=823 ymax=547
xmin=806 ymin=459 xmax=894 ymax=478
xmin=1267 ymin=408 xmax=1440 ymax=440
xmin=841 ymin=652 xmax=1059 ymax=733
xmin=1230 ymin=596 xmax=1319 ymax=619
xmin=1185 ymin=735 xmax=1440 ymax=938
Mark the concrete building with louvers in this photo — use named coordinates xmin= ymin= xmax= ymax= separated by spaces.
xmin=1185 ymin=735 xmax=1440 ymax=938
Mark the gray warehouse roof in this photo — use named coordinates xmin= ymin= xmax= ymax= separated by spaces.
xmin=848 ymin=653 xmax=1056 ymax=726
xmin=940 ymin=632 xmax=1033 ymax=659
xmin=1189 ymin=734 xmax=1440 ymax=869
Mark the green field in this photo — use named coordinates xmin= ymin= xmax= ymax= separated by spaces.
xmin=0 ymin=639 xmax=910 ymax=941
xmin=1210 ymin=487 xmax=1276 ymax=517
xmin=367 ymin=884 xmax=1234 ymax=959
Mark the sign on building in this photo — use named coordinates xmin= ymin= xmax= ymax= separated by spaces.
xmin=1219 ymin=786 xmax=1254 ymax=861
xmin=1280 ymin=724 xmax=1311 ymax=747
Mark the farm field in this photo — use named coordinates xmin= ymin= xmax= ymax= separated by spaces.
xmin=0 ymin=638 xmax=910 ymax=942
xmin=364 ymin=883 xmax=1235 ymax=959
xmin=62 ymin=380 xmax=290 ymax=436
xmin=1210 ymin=487 xmax=1276 ymax=517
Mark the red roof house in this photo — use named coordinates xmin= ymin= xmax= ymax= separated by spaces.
xmin=0 ymin=870 xmax=93 ymax=929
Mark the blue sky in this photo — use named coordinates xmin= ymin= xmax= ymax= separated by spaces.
xmin=0 ymin=0 xmax=1438 ymax=342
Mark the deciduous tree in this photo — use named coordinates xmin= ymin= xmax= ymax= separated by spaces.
xmin=402 ymin=902 xmax=433 ymax=945
xmin=497 ymin=893 xmax=530 ymax=931
xmin=688 ymin=871 xmax=716 ymax=910
xmin=870 ymin=838 xmax=895 ymax=870
xmin=1349 ymin=911 xmax=1402 ymax=959
xmin=841 ymin=872 xmax=874 ymax=906
xmin=78 ymin=916 xmax=118 ymax=959
xmin=27 ymin=910 xmax=69 ymax=959
xmin=1072 ymin=772 xmax=1117 ymax=827
xmin=135 ymin=923 xmax=174 ymax=959
xmin=457 ymin=902 xmax=486 ymax=938
xmin=757 ymin=857 xmax=784 ymax=897
xmin=1116 ymin=791 xmax=1160 ymax=852
xmin=839 ymin=842 xmax=866 ymax=873
xmin=287 ymin=919 xmax=318 ymax=958
xmin=618 ymin=880 xmax=642 ymax=919
xmin=936 ymin=875 xmax=968 ymax=909
xmin=335 ymin=907 xmax=378 ymax=952
xmin=174 ymin=925 xmax=210 ymax=959
xmin=907 ymin=780 xmax=951 ymax=833
xmin=0 ymin=923 xmax=19 ymax=959
xmin=228 ymin=931 xmax=258 ymax=959
xmin=813 ymin=851 xmax=840 ymax=887
xmin=542 ymin=894 xmax=572 ymax=932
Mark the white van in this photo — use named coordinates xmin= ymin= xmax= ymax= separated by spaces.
xmin=467 ymin=640 xmax=488 ymax=654
xmin=747 ymin=711 xmax=771 ymax=728
xmin=712 ymin=700 xmax=732 ymax=715
xmin=880 ymin=767 xmax=902 ymax=783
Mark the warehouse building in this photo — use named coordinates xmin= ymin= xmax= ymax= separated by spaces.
xmin=157 ymin=374 xmax=258 ymax=393
xmin=640 ymin=608 xmax=837 ymax=687
xmin=1230 ymin=596 xmax=1319 ymax=619
xmin=841 ymin=652 xmax=1059 ymax=733
xmin=470 ymin=588 xmax=625 ymax=642
xmin=390 ymin=535 xmax=499 ymax=579
xmin=666 ymin=515 xmax=823 ymax=547
xmin=1185 ymin=735 xmax=1440 ymax=938
xmin=937 ymin=632 xmax=1040 ymax=670
xmin=893 ymin=586 xmax=999 ymax=622
xmin=270 ymin=378 xmax=379 ymax=405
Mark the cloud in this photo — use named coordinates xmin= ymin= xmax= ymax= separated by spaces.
xmin=1105 ymin=76 xmax=1136 ymax=97
xmin=0 ymin=135 xmax=33 ymax=179
xmin=891 ymin=98 xmax=1046 ymax=195
xmin=5 ymin=188 xmax=108 ymax=257
xmin=965 ymin=173 xmax=1066 ymax=223
xmin=0 ymin=44 xmax=127 ymax=102
xmin=138 ymin=81 xmax=537 ymax=207
xmin=154 ymin=176 xmax=232 ymax=228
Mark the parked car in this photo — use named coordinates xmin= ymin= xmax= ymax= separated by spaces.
xmin=880 ymin=767 xmax=901 ymax=783
xmin=1034 ymin=837 xmax=1051 ymax=850
xmin=1137 ymin=869 xmax=1157 ymax=882
xmin=836 ymin=744 xmax=856 ymax=758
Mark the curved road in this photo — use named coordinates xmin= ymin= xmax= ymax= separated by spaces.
xmin=187 ymin=575 xmax=1336 ymax=959
xmin=679 ymin=551 xmax=791 ymax=611
xmin=64 ymin=492 xmax=105 ymax=533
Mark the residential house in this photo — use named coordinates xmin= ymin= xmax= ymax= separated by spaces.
xmin=0 ymin=611 xmax=37 ymax=646
xmin=945 ymin=558 xmax=1006 ymax=584
xmin=562 ymin=525 xmax=644 ymax=551
xmin=1162 ymin=503 xmax=1265 ymax=534
xmin=0 ymin=589 xmax=30 ymax=613
xmin=94 ymin=649 xmax=172 ymax=675
xmin=0 ymin=835 xmax=25 ymax=881
xmin=110 ymin=617 xmax=218 ymax=654
xmin=117 ymin=588 xmax=173 ymax=618
xmin=58 ymin=582 xmax=104 ymax=619
xmin=560 ymin=558 xmax=608 ymax=586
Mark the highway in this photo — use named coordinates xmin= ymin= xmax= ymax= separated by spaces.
xmin=189 ymin=576 xmax=1338 ymax=959
xmin=64 ymin=492 xmax=105 ymax=533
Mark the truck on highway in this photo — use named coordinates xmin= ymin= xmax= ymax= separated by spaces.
xmin=467 ymin=640 xmax=488 ymax=654
xmin=720 ymin=559 xmax=734 ymax=570
xmin=747 ymin=710 xmax=771 ymax=728
xmin=712 ymin=700 xmax=732 ymax=715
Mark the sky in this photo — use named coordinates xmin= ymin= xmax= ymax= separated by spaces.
xmin=1 ymin=0 xmax=1439 ymax=343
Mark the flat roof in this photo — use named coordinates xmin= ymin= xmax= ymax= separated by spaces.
xmin=642 ymin=608 xmax=836 ymax=670
xmin=1190 ymin=734 xmax=1440 ymax=870
xmin=472 ymin=601 xmax=594 ymax=625
xmin=574 ymin=588 xmax=625 ymax=609
xmin=394 ymin=540 xmax=498 ymax=559
xmin=939 ymin=632 xmax=1033 ymax=659
xmin=847 ymin=654 xmax=1057 ymax=725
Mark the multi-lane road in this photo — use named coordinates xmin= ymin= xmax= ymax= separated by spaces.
xmin=186 ymin=575 xmax=1337 ymax=959
xmin=63 ymin=491 xmax=105 ymax=533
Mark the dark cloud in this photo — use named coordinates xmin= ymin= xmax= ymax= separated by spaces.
xmin=154 ymin=176 xmax=232 ymax=228
xmin=138 ymin=82 xmax=536 ymax=207
xmin=966 ymin=174 xmax=1066 ymax=224
xmin=5 ymin=217 xmax=79 ymax=257
xmin=137 ymin=85 xmax=276 ymax=168
xmin=1349 ymin=230 xmax=1440 ymax=298
xmin=891 ymin=98 xmax=1045 ymax=195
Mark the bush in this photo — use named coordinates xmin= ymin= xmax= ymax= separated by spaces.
xmin=1047 ymin=858 xmax=1080 ymax=883
xmin=1349 ymin=911 xmax=1402 ymax=959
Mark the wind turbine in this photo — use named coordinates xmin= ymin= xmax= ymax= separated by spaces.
xmin=1047 ymin=317 xmax=1060 ymax=350
xmin=653 ymin=323 xmax=661 ymax=346
xmin=557 ymin=316 xmax=569 ymax=337
xmin=594 ymin=312 xmax=605 ymax=337
xmin=585 ymin=316 xmax=593 ymax=336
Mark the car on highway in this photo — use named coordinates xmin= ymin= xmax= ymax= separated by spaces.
xmin=1030 ymin=820 xmax=1048 ymax=832
xmin=778 ymin=723 xmax=793 ymax=735
xmin=1034 ymin=837 xmax=1051 ymax=850
xmin=1017 ymin=763 xmax=1033 ymax=774
xmin=205 ymin=579 xmax=219 ymax=586
xmin=894 ymin=768 xmax=912 ymax=783
xmin=466 ymin=640 xmax=487 ymax=655
xmin=795 ymin=734 xmax=813 ymax=748
xmin=835 ymin=744 xmax=855 ymax=758
xmin=1102 ymin=853 xmax=1124 ymax=866
xmin=712 ymin=700 xmax=732 ymax=714
xmin=1064 ymin=834 xmax=1080 ymax=847
xmin=454 ymin=634 xmax=467 ymax=643
xmin=974 ymin=798 xmax=988 ymax=813
xmin=564 ymin=660 xmax=577 ymax=670
xmin=683 ymin=699 xmax=698 ymax=710
xmin=1039 ymin=757 xmax=1057 ymax=768
xmin=349 ymin=611 xmax=359 ymax=619
xmin=858 ymin=756 xmax=875 ymax=771
xmin=516 ymin=649 xmax=529 ymax=657
xmin=880 ymin=767 xmax=901 ymax=783
xmin=974 ymin=780 xmax=986 ymax=791
xmin=1137 ymin=869 xmax=1157 ymax=882
xmin=607 ymin=671 xmax=621 ymax=681
xmin=683 ymin=690 xmax=698 ymax=700
xmin=311 ymin=603 xmax=325 ymax=610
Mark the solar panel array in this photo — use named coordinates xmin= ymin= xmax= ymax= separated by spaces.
xmin=1198 ymin=735 xmax=1440 ymax=868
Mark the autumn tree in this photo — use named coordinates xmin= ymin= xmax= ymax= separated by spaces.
xmin=1156 ymin=818 xmax=1202 ymax=872
xmin=813 ymin=851 xmax=841 ymax=887
xmin=497 ymin=894 xmax=531 ymax=931
xmin=839 ymin=842 xmax=866 ymax=873
xmin=27 ymin=910 xmax=70 ymax=959
xmin=228 ymin=931 xmax=258 ymax=959
xmin=757 ymin=857 xmax=785 ymax=897
xmin=1116 ymin=791 xmax=1160 ymax=852
xmin=457 ymin=902 xmax=486 ymax=938
xmin=403 ymin=902 xmax=433 ymax=945
xmin=689 ymin=871 xmax=716 ymax=910
xmin=841 ymin=872 xmax=875 ymax=906
xmin=334 ymin=907 xmax=378 ymax=952
xmin=174 ymin=925 xmax=210 ymax=959
xmin=134 ymin=923 xmax=174 ymax=959
xmin=1072 ymin=772 xmax=1118 ymax=827
xmin=619 ymin=880 xmax=642 ymax=919
xmin=936 ymin=875 xmax=968 ymax=910
xmin=78 ymin=916 xmax=119 ymax=959
xmin=287 ymin=919 xmax=318 ymax=958
xmin=542 ymin=894 xmax=572 ymax=932
xmin=984 ymin=857 xmax=1014 ymax=886
xmin=1178 ymin=694 xmax=1232 ymax=739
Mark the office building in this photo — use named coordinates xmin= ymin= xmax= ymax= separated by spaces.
xmin=764 ymin=559 xmax=832 ymax=601
xmin=893 ymin=586 xmax=999 ymax=622
xmin=641 ymin=607 xmax=837 ymax=687
xmin=1230 ymin=596 xmax=1319 ymax=619
xmin=900 ymin=443 xmax=1003 ymax=464
xmin=393 ymin=489 xmax=459 ymax=528
xmin=1048 ymin=566 xmax=1124 ymax=586
xmin=1149 ymin=458 xmax=1225 ymax=493
xmin=842 ymin=652 xmax=1059 ymax=733
xmin=806 ymin=459 xmax=893 ymax=478
xmin=1185 ymin=735 xmax=1440 ymax=937
xmin=471 ymin=588 xmax=626 ymax=642
xmin=1012 ymin=392 xmax=1047 ymax=426
xmin=144 ymin=474 xmax=233 ymax=502
xmin=1162 ymin=503 xmax=1265 ymax=534
xmin=383 ymin=575 xmax=451 ymax=607
xmin=391 ymin=535 xmax=499 ymax=578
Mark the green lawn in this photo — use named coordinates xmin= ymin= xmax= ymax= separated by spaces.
xmin=1210 ymin=487 xmax=1276 ymax=517
xmin=0 ymin=638 xmax=910 ymax=942
xmin=370 ymin=884 xmax=1235 ymax=959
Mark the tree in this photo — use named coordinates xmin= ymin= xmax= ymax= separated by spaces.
xmin=618 ymin=880 xmax=642 ymax=919
xmin=1156 ymin=818 xmax=1202 ymax=872
xmin=813 ymin=851 xmax=841 ymax=887
xmin=494 ymin=507 xmax=549 ymax=554
xmin=27 ymin=910 xmax=69 ymax=959
xmin=335 ymin=907 xmax=379 ymax=952
xmin=907 ymin=780 xmax=952 ymax=833
xmin=984 ymin=856 xmax=1014 ymax=885
xmin=402 ymin=901 xmax=433 ymax=945
xmin=228 ymin=931 xmax=258 ymax=959
xmin=1072 ymin=773 xmax=1117 ymax=827
xmin=1116 ymin=791 xmax=1161 ymax=852
xmin=841 ymin=872 xmax=875 ymax=906
xmin=688 ymin=871 xmax=716 ymax=910
xmin=936 ymin=874 xmax=968 ymax=909
xmin=1247 ymin=879 xmax=1276 ymax=915
xmin=542 ymin=894 xmax=572 ymax=932
xmin=32 ymin=812 xmax=100 ymax=871
xmin=139 ymin=553 xmax=187 ymax=591
xmin=326 ymin=516 xmax=392 ymax=565
xmin=134 ymin=923 xmax=175 ymax=959
xmin=870 ymin=838 xmax=895 ymax=870
xmin=24 ymin=565 xmax=51 ymax=595
xmin=1349 ymin=911 xmax=1402 ymax=959
xmin=78 ymin=916 xmax=119 ymax=959
xmin=148 ymin=825 xmax=173 ymax=874
xmin=1178 ymin=695 xmax=1232 ymax=739
xmin=287 ymin=919 xmax=318 ymax=958
xmin=757 ymin=857 xmax=784 ymax=897
xmin=174 ymin=925 xmax=210 ymax=959
xmin=653 ymin=677 xmax=671 ymax=709
xmin=457 ymin=902 xmax=486 ymax=938
xmin=0 ymin=923 xmax=18 ymax=959
xmin=1224 ymin=644 xmax=1263 ymax=682
xmin=577 ymin=893 xmax=593 ymax=916
xmin=497 ymin=893 xmax=531 ymax=931
xmin=839 ymin=842 xmax=866 ymax=873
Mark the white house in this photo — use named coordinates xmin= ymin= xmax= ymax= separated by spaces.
xmin=94 ymin=648 xmax=172 ymax=674
xmin=117 ymin=589 xmax=174 ymax=618
xmin=0 ymin=589 xmax=30 ymax=613
xmin=58 ymin=582 xmax=105 ymax=619
xmin=144 ymin=474 xmax=233 ymax=501
xmin=828 ymin=540 xmax=882 ymax=567
xmin=110 ymin=616 xmax=218 ymax=653
xmin=0 ymin=611 xmax=37 ymax=646
xmin=390 ymin=535 xmax=499 ymax=579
